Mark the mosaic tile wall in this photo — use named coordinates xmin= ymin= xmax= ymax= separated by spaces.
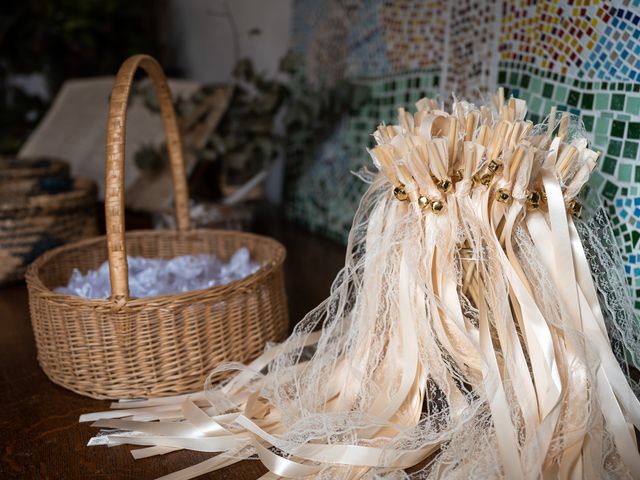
xmin=287 ymin=0 xmax=640 ymax=315
xmin=287 ymin=70 xmax=441 ymax=242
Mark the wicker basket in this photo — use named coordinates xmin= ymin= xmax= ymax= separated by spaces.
xmin=25 ymin=54 xmax=288 ymax=399
xmin=0 ymin=155 xmax=76 ymax=213
xmin=0 ymin=177 xmax=97 ymax=286
xmin=0 ymin=156 xmax=70 ymax=182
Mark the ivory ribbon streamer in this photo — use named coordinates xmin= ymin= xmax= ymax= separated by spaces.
xmin=82 ymin=92 xmax=640 ymax=479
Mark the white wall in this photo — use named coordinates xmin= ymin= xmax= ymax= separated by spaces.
xmin=166 ymin=0 xmax=292 ymax=83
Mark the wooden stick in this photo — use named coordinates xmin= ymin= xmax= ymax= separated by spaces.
xmin=546 ymin=106 xmax=557 ymax=140
xmin=447 ymin=117 xmax=459 ymax=166
xmin=465 ymin=111 xmax=479 ymax=141
xmin=558 ymin=112 xmax=570 ymax=140
xmin=508 ymin=146 xmax=526 ymax=183
xmin=557 ymin=145 xmax=577 ymax=178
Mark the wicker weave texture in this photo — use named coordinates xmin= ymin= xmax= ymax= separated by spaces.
xmin=26 ymin=230 xmax=288 ymax=399
xmin=25 ymin=54 xmax=289 ymax=399
xmin=0 ymin=177 xmax=97 ymax=286
xmin=0 ymin=156 xmax=70 ymax=182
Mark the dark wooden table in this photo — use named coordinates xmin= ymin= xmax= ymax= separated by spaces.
xmin=0 ymin=210 xmax=346 ymax=479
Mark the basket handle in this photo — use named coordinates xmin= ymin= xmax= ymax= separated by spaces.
xmin=106 ymin=54 xmax=191 ymax=302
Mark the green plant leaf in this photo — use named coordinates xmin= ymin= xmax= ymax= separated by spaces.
xmin=253 ymin=136 xmax=275 ymax=162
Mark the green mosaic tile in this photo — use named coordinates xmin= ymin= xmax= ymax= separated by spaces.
xmin=611 ymin=120 xmax=626 ymax=138
xmin=567 ymin=89 xmax=579 ymax=107
xmin=529 ymin=96 xmax=542 ymax=113
xmin=581 ymin=93 xmax=594 ymax=110
xmin=520 ymin=74 xmax=530 ymax=89
xmin=590 ymin=170 xmax=605 ymax=189
xmin=582 ymin=115 xmax=594 ymax=132
xmin=636 ymin=166 xmax=640 ymax=183
xmin=595 ymin=117 xmax=610 ymax=136
xmin=602 ymin=156 xmax=617 ymax=175
xmin=619 ymin=164 xmax=633 ymax=182
xmin=553 ymin=85 xmax=565 ymax=102
xmin=611 ymin=94 xmax=625 ymax=111
xmin=595 ymin=93 xmax=610 ymax=110
xmin=530 ymin=77 xmax=542 ymax=94
xmin=623 ymin=141 xmax=638 ymax=159
xmin=602 ymin=180 xmax=619 ymax=200
xmin=542 ymin=83 xmax=554 ymax=98
xmin=628 ymin=122 xmax=640 ymax=139
xmin=518 ymin=90 xmax=531 ymax=101
xmin=545 ymin=100 xmax=557 ymax=115
xmin=608 ymin=140 xmax=622 ymax=156
xmin=626 ymin=97 xmax=640 ymax=115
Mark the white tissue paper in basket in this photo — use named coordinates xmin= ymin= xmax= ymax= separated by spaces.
xmin=54 ymin=247 xmax=260 ymax=299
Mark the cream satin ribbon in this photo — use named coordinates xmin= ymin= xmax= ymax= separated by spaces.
xmin=480 ymin=187 xmax=540 ymax=430
xmin=527 ymin=210 xmax=598 ymax=478
xmin=80 ymin=114 xmax=640 ymax=479
xmin=530 ymin=186 xmax=640 ymax=432
xmin=235 ymin=405 xmax=438 ymax=470
xmin=499 ymin=199 xmax=564 ymax=478
xmin=539 ymin=159 xmax=640 ymax=478
xmin=334 ymin=196 xmax=401 ymax=415
xmin=83 ymin=195 xmax=444 ymax=479
xmin=477 ymin=290 xmax=525 ymax=479
xmin=501 ymin=201 xmax=563 ymax=412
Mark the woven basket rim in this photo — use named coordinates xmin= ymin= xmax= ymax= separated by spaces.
xmin=0 ymin=156 xmax=68 ymax=174
xmin=0 ymin=177 xmax=96 ymax=211
xmin=25 ymin=228 xmax=287 ymax=311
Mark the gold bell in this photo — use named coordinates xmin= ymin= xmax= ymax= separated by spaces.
xmin=495 ymin=188 xmax=511 ymax=203
xmin=452 ymin=170 xmax=463 ymax=183
xmin=568 ymin=200 xmax=582 ymax=218
xmin=437 ymin=178 xmax=452 ymax=193
xmin=393 ymin=185 xmax=408 ymax=201
xmin=417 ymin=195 xmax=430 ymax=209
xmin=479 ymin=173 xmax=494 ymax=186
xmin=431 ymin=200 xmax=444 ymax=213
xmin=487 ymin=160 xmax=503 ymax=174
xmin=526 ymin=191 xmax=540 ymax=210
